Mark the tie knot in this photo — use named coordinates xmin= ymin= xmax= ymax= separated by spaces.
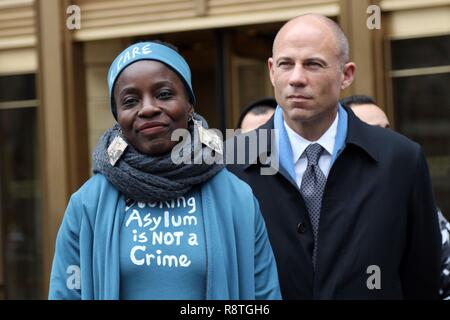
xmin=304 ymin=143 xmax=323 ymax=166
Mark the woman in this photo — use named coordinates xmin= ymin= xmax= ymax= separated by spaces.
xmin=48 ymin=41 xmax=281 ymax=300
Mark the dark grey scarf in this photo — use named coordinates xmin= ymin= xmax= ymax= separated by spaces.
xmin=92 ymin=114 xmax=224 ymax=202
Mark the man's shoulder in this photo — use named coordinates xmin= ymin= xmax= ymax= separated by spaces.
xmin=350 ymin=117 xmax=421 ymax=158
xmin=372 ymin=124 xmax=417 ymax=147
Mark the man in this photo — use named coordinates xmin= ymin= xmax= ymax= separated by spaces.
xmin=237 ymin=98 xmax=277 ymax=133
xmin=341 ymin=94 xmax=450 ymax=300
xmin=340 ymin=95 xmax=390 ymax=128
xmin=227 ymin=14 xmax=441 ymax=299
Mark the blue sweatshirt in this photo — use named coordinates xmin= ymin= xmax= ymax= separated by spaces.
xmin=119 ymin=189 xmax=207 ymax=299
xmin=49 ymin=169 xmax=281 ymax=300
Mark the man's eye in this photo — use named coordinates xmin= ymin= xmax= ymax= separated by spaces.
xmin=278 ymin=61 xmax=291 ymax=67
xmin=307 ymin=62 xmax=323 ymax=68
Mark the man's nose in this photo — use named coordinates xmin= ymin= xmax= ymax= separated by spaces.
xmin=289 ymin=64 xmax=307 ymax=87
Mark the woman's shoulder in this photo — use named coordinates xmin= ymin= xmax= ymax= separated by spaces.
xmin=65 ymin=174 xmax=120 ymax=225
xmin=211 ymin=167 xmax=252 ymax=188
xmin=70 ymin=173 xmax=117 ymax=203
xmin=206 ymin=168 xmax=255 ymax=201
xmin=204 ymin=168 xmax=262 ymax=227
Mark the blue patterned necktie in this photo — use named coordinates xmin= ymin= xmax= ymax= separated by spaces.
xmin=300 ymin=143 xmax=326 ymax=268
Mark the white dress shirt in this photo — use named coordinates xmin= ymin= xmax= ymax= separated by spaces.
xmin=284 ymin=112 xmax=339 ymax=189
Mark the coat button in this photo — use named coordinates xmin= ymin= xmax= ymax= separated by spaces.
xmin=297 ymin=222 xmax=306 ymax=234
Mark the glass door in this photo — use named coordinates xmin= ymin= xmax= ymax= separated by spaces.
xmin=0 ymin=73 xmax=42 ymax=299
xmin=389 ymin=35 xmax=450 ymax=219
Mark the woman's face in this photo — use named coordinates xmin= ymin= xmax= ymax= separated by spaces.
xmin=114 ymin=60 xmax=192 ymax=155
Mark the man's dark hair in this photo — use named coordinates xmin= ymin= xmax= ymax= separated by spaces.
xmin=236 ymin=97 xmax=277 ymax=129
xmin=340 ymin=95 xmax=377 ymax=108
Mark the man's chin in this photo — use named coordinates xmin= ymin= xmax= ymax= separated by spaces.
xmin=287 ymin=108 xmax=315 ymax=121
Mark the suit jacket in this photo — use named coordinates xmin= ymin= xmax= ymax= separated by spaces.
xmin=227 ymin=107 xmax=441 ymax=299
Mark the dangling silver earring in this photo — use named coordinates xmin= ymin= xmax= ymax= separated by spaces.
xmin=107 ymin=127 xmax=128 ymax=166
xmin=192 ymin=114 xmax=223 ymax=155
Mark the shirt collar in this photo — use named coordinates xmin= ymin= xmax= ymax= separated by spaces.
xmin=284 ymin=112 xmax=339 ymax=163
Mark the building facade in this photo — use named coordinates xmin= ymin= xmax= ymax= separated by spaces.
xmin=0 ymin=0 xmax=449 ymax=298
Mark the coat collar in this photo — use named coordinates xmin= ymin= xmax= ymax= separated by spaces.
xmin=241 ymin=106 xmax=379 ymax=173
xmin=344 ymin=106 xmax=380 ymax=162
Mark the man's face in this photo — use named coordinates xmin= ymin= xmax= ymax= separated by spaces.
xmin=268 ymin=18 xmax=354 ymax=132
xmin=351 ymin=104 xmax=390 ymax=128
xmin=241 ymin=110 xmax=275 ymax=133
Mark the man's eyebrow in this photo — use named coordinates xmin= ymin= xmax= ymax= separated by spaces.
xmin=275 ymin=56 xmax=292 ymax=63
xmin=305 ymin=57 xmax=328 ymax=65
xmin=275 ymin=56 xmax=329 ymax=65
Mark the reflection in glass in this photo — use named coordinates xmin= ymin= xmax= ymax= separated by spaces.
xmin=393 ymin=73 xmax=450 ymax=219
xmin=0 ymin=73 xmax=41 ymax=299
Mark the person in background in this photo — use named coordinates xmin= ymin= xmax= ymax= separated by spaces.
xmin=48 ymin=41 xmax=281 ymax=300
xmin=438 ymin=208 xmax=450 ymax=299
xmin=340 ymin=95 xmax=389 ymax=128
xmin=341 ymin=94 xmax=450 ymax=300
xmin=227 ymin=14 xmax=441 ymax=299
xmin=237 ymin=97 xmax=277 ymax=133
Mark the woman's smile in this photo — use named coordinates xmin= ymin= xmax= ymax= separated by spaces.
xmin=137 ymin=121 xmax=168 ymax=136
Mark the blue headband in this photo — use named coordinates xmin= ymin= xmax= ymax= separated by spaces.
xmin=107 ymin=42 xmax=196 ymax=119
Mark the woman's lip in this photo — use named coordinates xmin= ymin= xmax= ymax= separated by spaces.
xmin=138 ymin=122 xmax=167 ymax=131
xmin=137 ymin=122 xmax=168 ymax=135
xmin=139 ymin=125 xmax=167 ymax=136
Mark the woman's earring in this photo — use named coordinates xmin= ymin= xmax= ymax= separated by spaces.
xmin=192 ymin=115 xmax=223 ymax=155
xmin=107 ymin=127 xmax=128 ymax=166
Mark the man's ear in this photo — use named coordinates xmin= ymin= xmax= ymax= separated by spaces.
xmin=341 ymin=62 xmax=356 ymax=90
xmin=268 ymin=57 xmax=276 ymax=87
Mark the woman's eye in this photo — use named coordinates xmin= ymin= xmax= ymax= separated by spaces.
xmin=158 ymin=90 xmax=173 ymax=100
xmin=122 ymin=97 xmax=138 ymax=106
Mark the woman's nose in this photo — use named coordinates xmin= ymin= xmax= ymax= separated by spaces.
xmin=138 ymin=96 xmax=161 ymax=117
